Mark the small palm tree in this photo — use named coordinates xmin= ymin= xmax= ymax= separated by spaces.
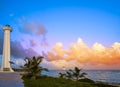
xmin=59 ymin=73 xmax=66 ymax=78
xmin=21 ymin=56 xmax=48 ymax=79
xmin=71 ymin=67 xmax=87 ymax=81
xmin=9 ymin=61 xmax=15 ymax=65
xmin=59 ymin=67 xmax=87 ymax=81
xmin=66 ymin=71 xmax=73 ymax=79
xmin=9 ymin=61 xmax=15 ymax=71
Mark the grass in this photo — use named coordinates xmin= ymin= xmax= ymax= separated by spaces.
xmin=23 ymin=76 xmax=118 ymax=87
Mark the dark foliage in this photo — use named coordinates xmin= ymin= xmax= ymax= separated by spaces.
xmin=21 ymin=56 xmax=48 ymax=79
xmin=59 ymin=67 xmax=87 ymax=81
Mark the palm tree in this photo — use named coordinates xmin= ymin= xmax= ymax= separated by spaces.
xmin=70 ymin=67 xmax=87 ymax=81
xmin=58 ymin=67 xmax=87 ymax=81
xmin=66 ymin=71 xmax=73 ymax=79
xmin=59 ymin=72 xmax=66 ymax=78
xmin=9 ymin=61 xmax=15 ymax=65
xmin=21 ymin=56 xmax=48 ymax=79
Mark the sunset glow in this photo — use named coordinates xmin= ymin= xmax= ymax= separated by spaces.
xmin=43 ymin=38 xmax=120 ymax=70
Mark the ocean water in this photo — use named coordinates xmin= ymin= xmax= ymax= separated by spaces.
xmin=42 ymin=70 xmax=120 ymax=84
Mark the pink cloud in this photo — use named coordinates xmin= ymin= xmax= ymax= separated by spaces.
xmin=43 ymin=38 xmax=120 ymax=69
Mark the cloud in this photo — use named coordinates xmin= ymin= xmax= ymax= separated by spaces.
xmin=29 ymin=39 xmax=37 ymax=47
xmin=43 ymin=38 xmax=120 ymax=69
xmin=18 ymin=21 xmax=35 ymax=34
xmin=36 ymin=23 xmax=47 ymax=35
xmin=17 ymin=17 xmax=47 ymax=36
xmin=17 ymin=17 xmax=48 ymax=47
xmin=43 ymin=42 xmax=67 ymax=61
xmin=11 ymin=41 xmax=39 ymax=58
xmin=41 ymin=59 xmax=85 ymax=70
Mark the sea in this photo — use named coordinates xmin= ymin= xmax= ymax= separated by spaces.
xmin=42 ymin=70 xmax=120 ymax=84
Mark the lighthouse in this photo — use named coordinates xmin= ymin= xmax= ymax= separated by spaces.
xmin=1 ymin=25 xmax=13 ymax=72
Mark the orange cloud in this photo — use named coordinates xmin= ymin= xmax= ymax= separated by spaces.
xmin=43 ymin=38 xmax=120 ymax=69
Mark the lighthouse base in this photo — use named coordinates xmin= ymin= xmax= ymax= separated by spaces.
xmin=0 ymin=67 xmax=14 ymax=72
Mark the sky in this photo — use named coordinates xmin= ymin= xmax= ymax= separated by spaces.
xmin=0 ymin=0 xmax=120 ymax=70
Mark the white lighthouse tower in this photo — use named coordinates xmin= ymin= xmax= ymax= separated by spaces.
xmin=1 ymin=25 xmax=13 ymax=72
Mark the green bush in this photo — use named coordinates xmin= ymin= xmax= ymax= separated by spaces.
xmin=23 ymin=76 xmax=118 ymax=87
xmin=79 ymin=78 xmax=95 ymax=83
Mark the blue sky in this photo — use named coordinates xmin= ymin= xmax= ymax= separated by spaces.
xmin=0 ymin=0 xmax=120 ymax=69
xmin=0 ymin=0 xmax=120 ymax=46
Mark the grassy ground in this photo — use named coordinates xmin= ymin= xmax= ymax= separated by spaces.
xmin=23 ymin=76 xmax=118 ymax=87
